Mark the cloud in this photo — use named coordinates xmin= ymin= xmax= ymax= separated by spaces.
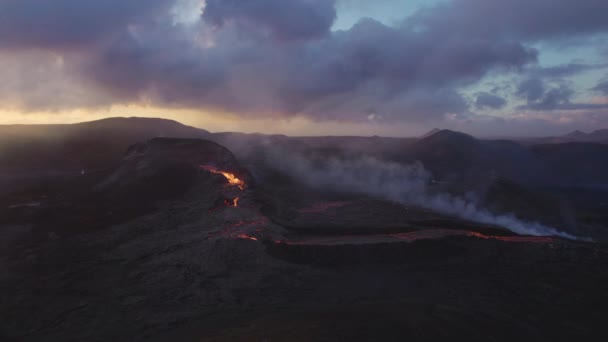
xmin=591 ymin=79 xmax=608 ymax=95
xmin=78 ymin=11 xmax=537 ymax=122
xmin=528 ymin=63 xmax=608 ymax=78
xmin=0 ymin=0 xmax=170 ymax=49
xmin=517 ymin=81 xmax=608 ymax=111
xmin=515 ymin=64 xmax=608 ymax=112
xmin=516 ymin=78 xmax=546 ymax=103
xmin=410 ymin=0 xmax=608 ymax=42
xmin=445 ymin=107 xmax=608 ymax=137
xmin=522 ymin=85 xmax=573 ymax=111
xmin=0 ymin=0 xmax=607 ymax=130
xmin=475 ymin=92 xmax=507 ymax=110
xmin=0 ymin=50 xmax=118 ymax=111
xmin=203 ymin=0 xmax=337 ymax=40
xmin=0 ymin=0 xmax=538 ymax=120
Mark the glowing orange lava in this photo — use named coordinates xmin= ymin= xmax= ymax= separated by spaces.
xmin=465 ymin=231 xmax=554 ymax=243
xmin=272 ymin=229 xmax=556 ymax=246
xmin=235 ymin=233 xmax=259 ymax=241
xmin=200 ymin=165 xmax=246 ymax=190
xmin=223 ymin=198 xmax=239 ymax=207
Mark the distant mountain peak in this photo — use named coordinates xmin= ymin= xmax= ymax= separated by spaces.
xmin=71 ymin=116 xmax=211 ymax=135
xmin=561 ymin=129 xmax=608 ymax=142
xmin=589 ymin=129 xmax=608 ymax=137
xmin=420 ymin=128 xmax=442 ymax=139
xmin=564 ymin=130 xmax=587 ymax=138
xmin=416 ymin=129 xmax=479 ymax=147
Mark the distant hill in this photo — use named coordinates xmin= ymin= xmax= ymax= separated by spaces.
xmin=2 ymin=119 xmax=608 ymax=238
xmin=414 ymin=129 xmax=479 ymax=149
xmin=419 ymin=128 xmax=442 ymax=139
xmin=587 ymin=129 xmax=608 ymax=141
xmin=0 ymin=117 xmax=210 ymax=174
xmin=3 ymin=118 xmax=608 ymax=191
xmin=531 ymin=142 xmax=608 ymax=185
xmin=561 ymin=129 xmax=608 ymax=142
xmin=395 ymin=129 xmax=608 ymax=188
xmin=524 ymin=129 xmax=608 ymax=144
xmin=399 ymin=130 xmax=536 ymax=189
xmin=564 ymin=130 xmax=587 ymax=139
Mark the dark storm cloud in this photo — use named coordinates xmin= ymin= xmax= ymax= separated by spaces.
xmin=591 ymin=80 xmax=608 ymax=95
xmin=518 ymin=82 xmax=608 ymax=111
xmin=82 ymin=22 xmax=228 ymax=105
xmin=528 ymin=63 xmax=608 ymax=79
xmin=79 ymin=13 xmax=535 ymax=121
xmin=516 ymin=78 xmax=545 ymax=103
xmin=521 ymin=85 xmax=574 ymax=111
xmin=475 ymin=92 xmax=507 ymax=110
xmin=410 ymin=0 xmax=608 ymax=41
xmin=1 ymin=0 xmax=608 ymax=123
xmin=0 ymin=0 xmax=170 ymax=49
xmin=203 ymin=0 xmax=337 ymax=40
xmin=516 ymin=68 xmax=608 ymax=112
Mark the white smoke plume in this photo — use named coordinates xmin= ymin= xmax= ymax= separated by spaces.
xmin=262 ymin=150 xmax=580 ymax=240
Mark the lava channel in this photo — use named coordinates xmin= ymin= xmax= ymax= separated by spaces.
xmin=200 ymin=165 xmax=246 ymax=190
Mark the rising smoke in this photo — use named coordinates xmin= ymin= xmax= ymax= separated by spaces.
xmin=261 ymin=148 xmax=579 ymax=240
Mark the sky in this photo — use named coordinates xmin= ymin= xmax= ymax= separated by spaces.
xmin=1 ymin=0 xmax=608 ymax=137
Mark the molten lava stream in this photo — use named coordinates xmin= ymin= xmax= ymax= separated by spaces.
xmin=199 ymin=165 xmax=246 ymax=190
xmin=465 ymin=231 xmax=555 ymax=243
xmin=206 ymin=218 xmax=269 ymax=241
xmin=223 ymin=198 xmax=240 ymax=207
xmin=234 ymin=233 xmax=258 ymax=241
xmin=272 ymin=229 xmax=556 ymax=246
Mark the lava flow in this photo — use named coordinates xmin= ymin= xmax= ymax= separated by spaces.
xmin=206 ymin=218 xmax=269 ymax=241
xmin=200 ymin=165 xmax=246 ymax=190
xmin=224 ymin=197 xmax=239 ymax=207
xmin=390 ymin=229 xmax=555 ymax=243
xmin=235 ymin=233 xmax=258 ymax=241
xmin=272 ymin=229 xmax=556 ymax=247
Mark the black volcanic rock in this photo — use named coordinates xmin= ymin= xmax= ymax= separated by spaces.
xmin=13 ymin=138 xmax=248 ymax=237
xmin=1 ymin=128 xmax=608 ymax=342
xmin=96 ymin=138 xmax=247 ymax=199
xmin=98 ymin=138 xmax=246 ymax=188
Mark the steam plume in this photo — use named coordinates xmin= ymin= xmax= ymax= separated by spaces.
xmin=261 ymin=149 xmax=580 ymax=240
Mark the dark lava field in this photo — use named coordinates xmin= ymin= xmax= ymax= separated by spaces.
xmin=1 ymin=118 xmax=607 ymax=341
